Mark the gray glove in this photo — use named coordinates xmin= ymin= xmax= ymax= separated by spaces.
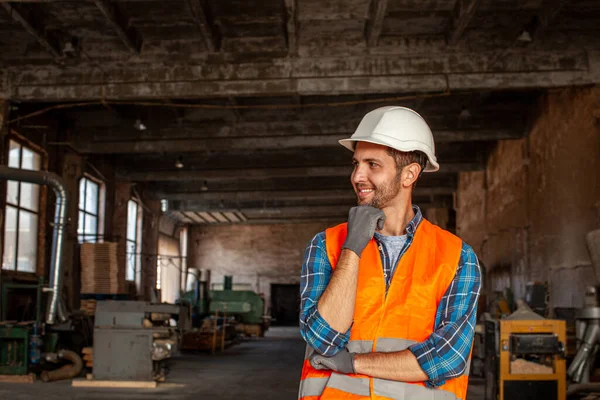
xmin=310 ymin=347 xmax=356 ymax=374
xmin=342 ymin=206 xmax=386 ymax=256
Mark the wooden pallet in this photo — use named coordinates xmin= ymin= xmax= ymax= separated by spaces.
xmin=80 ymin=299 xmax=97 ymax=316
xmin=82 ymin=347 xmax=93 ymax=368
xmin=0 ymin=373 xmax=36 ymax=383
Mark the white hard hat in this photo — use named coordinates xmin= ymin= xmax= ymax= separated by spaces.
xmin=339 ymin=106 xmax=439 ymax=172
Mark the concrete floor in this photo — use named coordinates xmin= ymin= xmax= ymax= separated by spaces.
xmin=0 ymin=327 xmax=485 ymax=400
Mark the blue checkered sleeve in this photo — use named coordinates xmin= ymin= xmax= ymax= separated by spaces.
xmin=409 ymin=243 xmax=481 ymax=387
xmin=299 ymin=232 xmax=350 ymax=356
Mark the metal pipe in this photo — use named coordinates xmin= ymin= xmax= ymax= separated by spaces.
xmin=0 ymin=166 xmax=68 ymax=324
xmin=567 ymin=383 xmax=600 ymax=396
xmin=568 ymin=319 xmax=600 ymax=382
xmin=40 ymin=350 xmax=83 ymax=382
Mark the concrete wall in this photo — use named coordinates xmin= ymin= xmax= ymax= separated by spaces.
xmin=456 ymin=86 xmax=600 ymax=311
xmin=188 ymin=222 xmax=330 ymax=309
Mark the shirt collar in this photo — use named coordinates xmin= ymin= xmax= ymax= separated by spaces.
xmin=374 ymin=205 xmax=422 ymax=239
xmin=406 ymin=205 xmax=422 ymax=238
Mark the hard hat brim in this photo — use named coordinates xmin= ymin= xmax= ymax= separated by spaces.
xmin=339 ymin=137 xmax=440 ymax=172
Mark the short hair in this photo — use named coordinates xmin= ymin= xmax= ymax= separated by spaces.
xmin=385 ymin=148 xmax=427 ymax=176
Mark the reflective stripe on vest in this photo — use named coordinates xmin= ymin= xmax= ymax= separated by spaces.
xmin=375 ymin=338 xmax=417 ymax=352
xmin=373 ymin=379 xmax=458 ymax=400
xmin=299 ymin=377 xmax=329 ymax=397
xmin=327 ymin=373 xmax=370 ymax=396
xmin=347 ymin=340 xmax=374 ymax=353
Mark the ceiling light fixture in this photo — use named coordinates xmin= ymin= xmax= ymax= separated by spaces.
xmin=459 ymin=106 xmax=471 ymax=120
xmin=175 ymin=156 xmax=184 ymax=169
xmin=517 ymin=30 xmax=532 ymax=42
xmin=133 ymin=118 xmax=147 ymax=131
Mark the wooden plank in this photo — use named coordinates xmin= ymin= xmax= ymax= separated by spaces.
xmin=284 ymin=0 xmax=297 ymax=55
xmin=1 ymin=3 xmax=62 ymax=59
xmin=0 ymin=373 xmax=36 ymax=383
xmin=72 ymin=379 xmax=157 ymax=388
xmin=366 ymin=0 xmax=389 ymax=47
xmin=186 ymin=0 xmax=218 ymax=52
xmin=448 ymin=0 xmax=481 ymax=45
xmin=93 ymin=0 xmax=140 ymax=53
xmin=530 ymin=0 xmax=570 ymax=44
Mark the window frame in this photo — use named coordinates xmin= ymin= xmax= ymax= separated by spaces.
xmin=78 ymin=175 xmax=105 ymax=244
xmin=126 ymin=198 xmax=142 ymax=283
xmin=1 ymin=134 xmax=47 ymax=277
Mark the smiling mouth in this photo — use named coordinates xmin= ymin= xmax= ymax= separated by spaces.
xmin=357 ymin=188 xmax=374 ymax=199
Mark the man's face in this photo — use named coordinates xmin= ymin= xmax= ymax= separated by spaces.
xmin=351 ymin=142 xmax=402 ymax=209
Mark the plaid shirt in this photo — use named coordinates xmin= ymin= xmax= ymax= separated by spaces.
xmin=299 ymin=206 xmax=481 ymax=387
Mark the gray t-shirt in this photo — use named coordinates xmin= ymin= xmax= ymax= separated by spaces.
xmin=374 ymin=232 xmax=408 ymax=286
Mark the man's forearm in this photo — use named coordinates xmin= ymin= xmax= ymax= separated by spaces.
xmin=353 ymin=350 xmax=429 ymax=382
xmin=317 ymin=249 xmax=360 ymax=333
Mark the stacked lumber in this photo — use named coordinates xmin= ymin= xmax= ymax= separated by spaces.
xmin=80 ymin=299 xmax=97 ymax=316
xmin=82 ymin=347 xmax=93 ymax=369
xmin=80 ymin=242 xmax=125 ymax=294
xmin=0 ymin=373 xmax=36 ymax=383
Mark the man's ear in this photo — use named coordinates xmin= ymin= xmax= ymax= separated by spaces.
xmin=402 ymin=163 xmax=422 ymax=187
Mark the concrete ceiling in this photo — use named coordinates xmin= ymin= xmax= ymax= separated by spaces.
xmin=1 ymin=0 xmax=599 ymax=224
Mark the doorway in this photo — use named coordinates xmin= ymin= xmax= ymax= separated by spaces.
xmin=270 ymin=284 xmax=300 ymax=326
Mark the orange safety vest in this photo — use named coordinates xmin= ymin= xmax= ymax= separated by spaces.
xmin=299 ymin=218 xmax=470 ymax=400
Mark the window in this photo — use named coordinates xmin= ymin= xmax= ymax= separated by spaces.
xmin=126 ymin=199 xmax=141 ymax=282
xmin=2 ymin=140 xmax=42 ymax=272
xmin=78 ymin=177 xmax=103 ymax=243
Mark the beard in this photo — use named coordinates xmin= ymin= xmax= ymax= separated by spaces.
xmin=357 ymin=175 xmax=402 ymax=209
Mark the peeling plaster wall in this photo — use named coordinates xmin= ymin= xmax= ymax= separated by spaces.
xmin=456 ymin=86 xmax=600 ymax=311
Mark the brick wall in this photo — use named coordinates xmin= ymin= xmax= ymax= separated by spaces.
xmin=188 ymin=222 xmax=331 ymax=308
xmin=456 ymin=86 xmax=600 ymax=310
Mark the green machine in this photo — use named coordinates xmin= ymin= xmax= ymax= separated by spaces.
xmin=0 ymin=278 xmax=45 ymax=375
xmin=180 ymin=276 xmax=270 ymax=336
xmin=209 ymin=290 xmax=265 ymax=324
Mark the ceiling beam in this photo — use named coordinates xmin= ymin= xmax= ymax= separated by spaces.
xmin=366 ymin=0 xmax=389 ymax=47
xmin=93 ymin=0 xmax=140 ymax=53
xmin=228 ymin=96 xmax=242 ymax=121
xmin=89 ymin=120 xmax=359 ymax=141
xmin=186 ymin=0 xmax=219 ymax=52
xmin=146 ymin=174 xmax=457 ymax=193
xmin=284 ymin=0 xmax=297 ymax=56
xmin=78 ymin=128 xmax=521 ymax=154
xmin=447 ymin=0 xmax=481 ymax=46
xmin=530 ymin=0 xmax=570 ymax=44
xmin=156 ymin=187 xmax=455 ymax=202
xmin=13 ymin=70 xmax=595 ymax=101
xmin=9 ymin=51 xmax=595 ymax=100
xmin=1 ymin=3 xmax=62 ymax=60
xmin=169 ymin=210 xmax=344 ymax=225
xmin=119 ymin=166 xmax=353 ymax=182
xmin=170 ymin=196 xmax=454 ymax=213
xmin=119 ymin=164 xmax=478 ymax=182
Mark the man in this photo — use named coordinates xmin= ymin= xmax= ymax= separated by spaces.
xmin=298 ymin=106 xmax=481 ymax=400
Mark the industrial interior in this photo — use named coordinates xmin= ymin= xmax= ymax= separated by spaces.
xmin=0 ymin=0 xmax=599 ymax=399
